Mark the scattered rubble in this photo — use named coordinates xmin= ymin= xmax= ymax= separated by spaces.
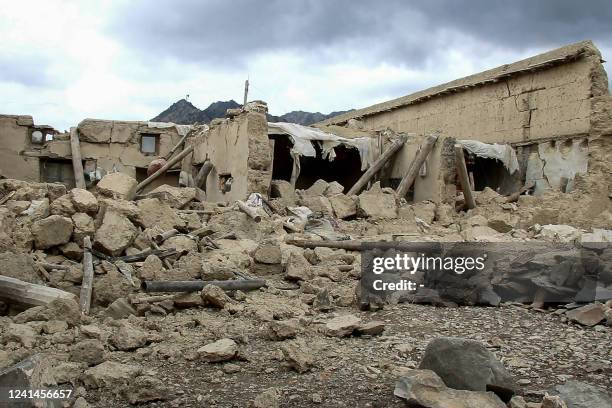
xmin=0 ymin=170 xmax=609 ymax=407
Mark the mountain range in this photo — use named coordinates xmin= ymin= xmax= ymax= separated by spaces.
xmin=151 ymin=99 xmax=350 ymax=126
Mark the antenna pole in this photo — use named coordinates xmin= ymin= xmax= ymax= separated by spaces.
xmin=243 ymin=79 xmax=249 ymax=109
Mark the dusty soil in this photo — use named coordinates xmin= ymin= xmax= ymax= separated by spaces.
xmin=86 ymin=286 xmax=611 ymax=407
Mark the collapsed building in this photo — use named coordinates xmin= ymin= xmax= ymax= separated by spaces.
xmin=2 ymin=41 xmax=611 ymax=218
xmin=0 ymin=41 xmax=611 ymax=407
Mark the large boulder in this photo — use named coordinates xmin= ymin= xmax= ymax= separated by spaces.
xmin=94 ymin=210 xmax=137 ymax=256
xmin=566 ymin=303 xmax=606 ymax=327
xmin=31 ymin=215 xmax=73 ymax=249
xmin=136 ymin=198 xmax=185 ymax=231
xmin=394 ymin=369 xmax=506 ymax=408
xmin=145 ymin=185 xmax=196 ymax=208
xmin=96 ymin=172 xmax=138 ymax=200
xmin=70 ymin=188 xmax=98 ymax=213
xmin=419 ymin=337 xmax=517 ymax=402
xmin=329 ymin=194 xmax=357 ymax=219
xmin=72 ymin=212 xmax=95 ymax=245
xmin=358 ymin=188 xmax=397 ymax=218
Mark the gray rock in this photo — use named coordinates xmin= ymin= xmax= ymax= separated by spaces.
xmin=553 ymin=381 xmax=612 ymax=408
xmin=419 ymin=337 xmax=517 ymax=402
xmin=198 ymin=338 xmax=238 ymax=363
xmin=124 ymin=375 xmax=169 ymax=404
xmin=394 ymin=369 xmax=507 ymax=408
xmin=70 ymin=339 xmax=105 ymax=365
xmin=31 ymin=215 xmax=73 ymax=249
xmin=566 ymin=304 xmax=606 ymax=326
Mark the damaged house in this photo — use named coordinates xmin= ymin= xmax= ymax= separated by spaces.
xmin=0 ymin=41 xmax=611 ymax=220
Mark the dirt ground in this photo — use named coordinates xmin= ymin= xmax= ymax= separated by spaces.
xmin=85 ymin=284 xmax=611 ymax=408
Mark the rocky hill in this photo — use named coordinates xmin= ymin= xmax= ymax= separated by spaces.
xmin=151 ymin=99 xmax=350 ymax=126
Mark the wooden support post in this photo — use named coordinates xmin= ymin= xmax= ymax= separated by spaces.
xmin=37 ymin=262 xmax=70 ymax=271
xmin=79 ymin=236 xmax=94 ymax=315
xmin=395 ymin=134 xmax=438 ymax=198
xmin=347 ymin=134 xmax=408 ymax=196
xmin=0 ymin=276 xmax=77 ymax=307
xmin=286 ymin=239 xmax=364 ymax=251
xmin=164 ymin=132 xmax=190 ymax=161
xmin=133 ymin=145 xmax=194 ymax=196
xmin=194 ymin=160 xmax=213 ymax=189
xmin=454 ymin=144 xmax=476 ymax=210
xmin=237 ymin=200 xmax=262 ymax=222
xmin=153 ymin=229 xmax=179 ymax=245
xmin=69 ymin=127 xmax=86 ymax=189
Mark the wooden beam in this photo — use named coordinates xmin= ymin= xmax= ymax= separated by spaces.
xmin=194 ymin=160 xmax=213 ymax=189
xmin=0 ymin=275 xmax=77 ymax=307
xmin=347 ymin=134 xmax=408 ymax=196
xmin=79 ymin=236 xmax=94 ymax=315
xmin=396 ymin=134 xmax=438 ymax=198
xmin=454 ymin=144 xmax=476 ymax=210
xmin=133 ymin=145 xmax=194 ymax=196
xmin=69 ymin=127 xmax=86 ymax=189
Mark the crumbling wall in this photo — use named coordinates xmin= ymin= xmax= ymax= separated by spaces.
xmin=45 ymin=119 xmax=184 ymax=181
xmin=321 ymin=42 xmax=607 ymax=145
xmin=192 ymin=111 xmax=272 ymax=202
xmin=389 ymin=134 xmax=456 ymax=204
xmin=0 ymin=115 xmax=42 ymax=181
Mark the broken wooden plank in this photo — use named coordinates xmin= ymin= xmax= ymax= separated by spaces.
xmin=454 ymin=144 xmax=476 ymax=210
xmin=133 ymin=145 xmax=194 ymax=196
xmin=37 ymin=262 xmax=71 ymax=271
xmin=79 ymin=236 xmax=94 ymax=315
xmin=237 ymin=200 xmax=262 ymax=222
xmin=396 ymin=134 xmax=438 ymax=198
xmin=0 ymin=190 xmax=15 ymax=205
xmin=286 ymin=239 xmax=364 ymax=251
xmin=69 ymin=127 xmax=87 ymax=189
xmin=153 ymin=229 xmax=179 ymax=244
xmin=164 ymin=131 xmax=191 ymax=161
xmin=347 ymin=134 xmax=408 ymax=196
xmin=0 ymin=275 xmax=77 ymax=307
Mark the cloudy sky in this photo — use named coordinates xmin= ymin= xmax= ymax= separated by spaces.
xmin=1 ymin=0 xmax=611 ymax=131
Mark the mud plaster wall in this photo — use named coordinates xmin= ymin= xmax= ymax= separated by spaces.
xmin=361 ymin=49 xmax=609 ymax=203
xmin=0 ymin=115 xmax=41 ymax=182
xmin=46 ymin=119 xmax=184 ymax=180
xmin=525 ymin=139 xmax=589 ymax=194
xmin=388 ymin=134 xmax=456 ymax=203
xmin=360 ymin=56 xmax=605 ymax=145
xmin=192 ymin=112 xmax=271 ymax=202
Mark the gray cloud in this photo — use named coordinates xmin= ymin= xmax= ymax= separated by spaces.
xmin=0 ymin=54 xmax=53 ymax=87
xmin=109 ymin=0 xmax=612 ymax=67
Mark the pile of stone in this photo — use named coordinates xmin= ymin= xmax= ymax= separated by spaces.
xmin=0 ymin=173 xmax=610 ymax=406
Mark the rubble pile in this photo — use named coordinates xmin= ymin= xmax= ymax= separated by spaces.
xmin=0 ymin=173 xmax=610 ymax=407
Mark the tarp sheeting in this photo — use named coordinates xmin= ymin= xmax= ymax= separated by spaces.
xmin=268 ymin=122 xmax=376 ymax=171
xmin=458 ymin=140 xmax=519 ymax=174
xmin=147 ymin=122 xmax=198 ymax=137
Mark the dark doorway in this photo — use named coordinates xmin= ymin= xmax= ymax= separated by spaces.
xmin=40 ymin=159 xmax=76 ymax=188
xmin=295 ymin=143 xmax=364 ymax=191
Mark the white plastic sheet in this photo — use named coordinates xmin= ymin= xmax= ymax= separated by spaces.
xmin=268 ymin=122 xmax=375 ymax=171
xmin=458 ymin=140 xmax=519 ymax=174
